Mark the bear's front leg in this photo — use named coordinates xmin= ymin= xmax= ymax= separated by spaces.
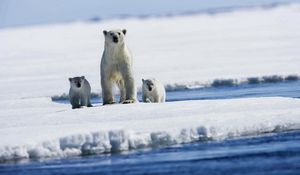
xmin=70 ymin=97 xmax=81 ymax=109
xmin=117 ymin=79 xmax=126 ymax=103
xmin=145 ymin=98 xmax=152 ymax=103
xmin=81 ymin=96 xmax=93 ymax=107
xmin=101 ymin=76 xmax=115 ymax=105
xmin=119 ymin=65 xmax=136 ymax=104
xmin=123 ymin=74 xmax=137 ymax=104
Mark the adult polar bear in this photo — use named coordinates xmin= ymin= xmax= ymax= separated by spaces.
xmin=100 ymin=29 xmax=137 ymax=105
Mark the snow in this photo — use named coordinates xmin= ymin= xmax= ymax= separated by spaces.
xmin=1 ymin=4 xmax=300 ymax=100
xmin=0 ymin=4 xmax=300 ymax=161
xmin=1 ymin=97 xmax=300 ymax=161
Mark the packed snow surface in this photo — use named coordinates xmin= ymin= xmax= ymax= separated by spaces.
xmin=1 ymin=97 xmax=300 ymax=161
xmin=0 ymin=4 xmax=300 ymax=161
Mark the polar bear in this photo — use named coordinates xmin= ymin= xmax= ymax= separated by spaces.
xmin=68 ymin=76 xmax=92 ymax=109
xmin=142 ymin=79 xmax=166 ymax=103
xmin=100 ymin=29 xmax=137 ymax=105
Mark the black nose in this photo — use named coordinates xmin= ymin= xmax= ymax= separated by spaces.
xmin=148 ymin=86 xmax=152 ymax=91
xmin=113 ymin=36 xmax=118 ymax=43
xmin=76 ymin=83 xmax=81 ymax=88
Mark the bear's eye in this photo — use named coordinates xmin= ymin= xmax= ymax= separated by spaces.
xmin=110 ymin=33 xmax=113 ymax=36
xmin=118 ymin=32 xmax=121 ymax=35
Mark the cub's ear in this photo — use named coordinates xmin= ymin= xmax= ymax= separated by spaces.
xmin=81 ymin=76 xmax=85 ymax=79
xmin=142 ymin=79 xmax=145 ymax=83
xmin=68 ymin=78 xmax=72 ymax=82
xmin=122 ymin=29 xmax=127 ymax=35
xmin=103 ymin=30 xmax=107 ymax=36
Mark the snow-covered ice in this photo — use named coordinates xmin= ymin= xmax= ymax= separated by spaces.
xmin=0 ymin=4 xmax=300 ymax=161
xmin=1 ymin=97 xmax=300 ymax=161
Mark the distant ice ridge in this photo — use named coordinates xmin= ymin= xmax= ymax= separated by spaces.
xmin=86 ymin=2 xmax=292 ymax=22
xmin=51 ymin=74 xmax=300 ymax=101
xmin=165 ymin=74 xmax=300 ymax=91
xmin=1 ymin=97 xmax=300 ymax=162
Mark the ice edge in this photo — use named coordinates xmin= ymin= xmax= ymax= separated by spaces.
xmin=0 ymin=122 xmax=297 ymax=162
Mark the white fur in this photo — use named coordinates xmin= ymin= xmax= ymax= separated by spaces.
xmin=142 ymin=79 xmax=166 ymax=103
xmin=100 ymin=29 xmax=137 ymax=105
xmin=69 ymin=76 xmax=92 ymax=109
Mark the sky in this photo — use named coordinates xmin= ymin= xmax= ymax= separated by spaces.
xmin=0 ymin=0 xmax=300 ymax=28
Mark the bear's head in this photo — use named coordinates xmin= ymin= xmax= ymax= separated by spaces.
xmin=142 ymin=79 xmax=155 ymax=92
xmin=69 ymin=76 xmax=85 ymax=89
xmin=103 ymin=29 xmax=127 ymax=45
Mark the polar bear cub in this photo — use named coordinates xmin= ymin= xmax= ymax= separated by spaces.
xmin=100 ymin=29 xmax=137 ymax=105
xmin=68 ymin=76 xmax=92 ymax=109
xmin=142 ymin=79 xmax=166 ymax=103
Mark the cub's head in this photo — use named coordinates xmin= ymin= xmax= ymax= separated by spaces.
xmin=103 ymin=29 xmax=127 ymax=45
xmin=142 ymin=79 xmax=155 ymax=92
xmin=69 ymin=76 xmax=85 ymax=89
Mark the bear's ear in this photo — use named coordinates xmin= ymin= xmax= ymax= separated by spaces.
xmin=122 ymin=29 xmax=127 ymax=35
xmin=142 ymin=79 xmax=145 ymax=83
xmin=81 ymin=76 xmax=85 ymax=79
xmin=103 ymin=30 xmax=107 ymax=36
xmin=68 ymin=78 xmax=72 ymax=82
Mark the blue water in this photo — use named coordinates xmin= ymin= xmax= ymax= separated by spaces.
xmin=166 ymin=80 xmax=300 ymax=102
xmin=2 ymin=81 xmax=300 ymax=175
